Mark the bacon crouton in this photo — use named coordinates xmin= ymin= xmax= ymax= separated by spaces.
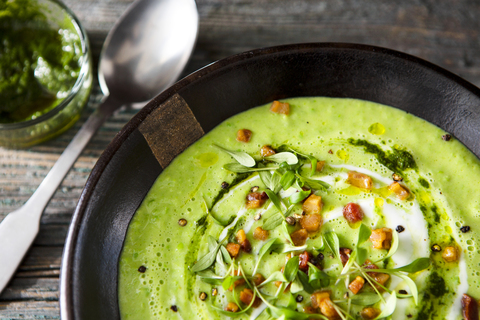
xmin=370 ymin=228 xmax=393 ymax=249
xmin=260 ymin=145 xmax=276 ymax=157
xmin=253 ymin=226 xmax=269 ymax=241
xmin=239 ymin=288 xmax=262 ymax=308
xmin=347 ymin=171 xmax=373 ymax=190
xmin=311 ymin=291 xmax=339 ymax=319
xmin=270 ymin=101 xmax=290 ymax=115
xmin=236 ymin=229 xmax=252 ymax=253
xmin=389 ymin=182 xmax=410 ymax=200
xmin=300 ymin=213 xmax=323 ymax=233
xmin=442 ymin=246 xmax=459 ymax=262
xmin=291 ymin=228 xmax=308 ymax=246
xmin=302 ymin=194 xmax=323 ymax=214
xmin=246 ymin=191 xmax=268 ymax=209
xmin=236 ymin=129 xmax=252 ymax=142
xmin=349 ymin=276 xmax=365 ymax=294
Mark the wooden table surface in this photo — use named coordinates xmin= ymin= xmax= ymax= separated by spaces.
xmin=1 ymin=0 xmax=479 ymax=318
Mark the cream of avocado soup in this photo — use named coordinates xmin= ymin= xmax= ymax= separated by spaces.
xmin=118 ymin=97 xmax=480 ymax=320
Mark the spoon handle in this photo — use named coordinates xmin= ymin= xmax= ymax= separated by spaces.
xmin=0 ymin=95 xmax=121 ymax=294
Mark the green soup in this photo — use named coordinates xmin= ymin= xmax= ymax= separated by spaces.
xmin=119 ymin=97 xmax=480 ymax=320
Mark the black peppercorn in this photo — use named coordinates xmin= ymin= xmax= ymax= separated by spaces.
xmin=317 ymin=253 xmax=324 ymax=261
xmin=296 ymin=295 xmax=304 ymax=303
xmin=310 ymin=257 xmax=319 ymax=266
xmin=431 ymin=244 xmax=442 ymax=252
xmin=138 ymin=266 xmax=146 ymax=273
xmin=399 ymin=289 xmax=408 ymax=295
xmin=442 ymin=134 xmax=452 ymax=141
xmin=178 ymin=218 xmax=187 ymax=227
xmin=170 ymin=305 xmax=178 ymax=312
xmin=199 ymin=292 xmax=207 ymax=301
xmin=460 ymin=226 xmax=471 ymax=233
xmin=396 ymin=225 xmax=405 ymax=233
xmin=221 ymin=182 xmax=229 ymax=189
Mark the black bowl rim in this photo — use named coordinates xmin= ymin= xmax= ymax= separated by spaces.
xmin=59 ymin=42 xmax=480 ymax=319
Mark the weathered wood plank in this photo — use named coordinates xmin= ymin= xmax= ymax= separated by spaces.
xmin=0 ymin=301 xmax=60 ymax=319
xmin=1 ymin=0 xmax=480 ymax=318
xmin=0 ymin=279 xmax=58 ymax=301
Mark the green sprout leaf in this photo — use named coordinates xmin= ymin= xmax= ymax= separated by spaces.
xmin=280 ymin=170 xmax=296 ymax=190
xmin=224 ymin=163 xmax=278 ymax=173
xmin=259 ymin=271 xmax=287 ymax=286
xmin=253 ymin=238 xmax=278 ymax=274
xmin=265 ymin=189 xmax=283 ymax=214
xmin=393 ymin=273 xmax=419 ymax=305
xmin=289 ymin=190 xmax=311 ymax=204
xmin=356 ymin=247 xmax=368 ymax=266
xmin=284 ymin=256 xmax=300 ymax=282
xmin=262 ymin=213 xmax=284 ymax=231
xmin=349 ymin=293 xmax=382 ymax=306
xmin=324 ymin=231 xmax=340 ymax=260
xmin=220 ymin=245 xmax=232 ymax=264
xmin=373 ymin=292 xmax=397 ymax=320
xmin=270 ymin=243 xmax=308 ymax=254
xmin=290 ymin=275 xmax=304 ymax=294
xmin=357 ymin=224 xmax=372 ymax=245
xmin=265 ymin=152 xmax=298 ymax=165
xmin=214 ymin=144 xmax=256 ymax=167
xmin=191 ymin=242 xmax=222 ymax=272
xmin=297 ymin=175 xmax=330 ymax=191
xmin=393 ymin=258 xmax=431 ymax=273
xmin=297 ymin=270 xmax=314 ymax=294
xmin=308 ymin=262 xmax=330 ymax=289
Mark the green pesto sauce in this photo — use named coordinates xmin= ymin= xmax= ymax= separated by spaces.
xmin=0 ymin=0 xmax=82 ymax=123
xmin=119 ymin=97 xmax=480 ymax=320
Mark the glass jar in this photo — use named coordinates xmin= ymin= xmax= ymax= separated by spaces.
xmin=0 ymin=0 xmax=93 ymax=148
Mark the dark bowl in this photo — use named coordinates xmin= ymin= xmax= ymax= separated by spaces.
xmin=60 ymin=43 xmax=480 ymax=319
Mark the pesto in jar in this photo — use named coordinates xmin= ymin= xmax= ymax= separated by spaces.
xmin=0 ymin=0 xmax=82 ymax=123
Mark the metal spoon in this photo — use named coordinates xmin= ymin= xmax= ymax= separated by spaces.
xmin=0 ymin=0 xmax=198 ymax=294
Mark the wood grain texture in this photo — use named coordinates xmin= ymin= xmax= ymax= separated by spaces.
xmin=1 ymin=0 xmax=479 ymax=318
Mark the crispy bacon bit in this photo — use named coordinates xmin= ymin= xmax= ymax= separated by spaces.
xmin=299 ymin=251 xmax=311 ymax=272
xmin=225 ymin=302 xmax=239 ymax=312
xmin=347 ymin=171 xmax=373 ymax=190
xmin=389 ymin=182 xmax=410 ymax=200
xmin=442 ymin=246 xmax=459 ymax=262
xmin=252 ymin=273 xmax=265 ymax=286
xmin=343 ymin=203 xmax=364 ymax=223
xmin=236 ymin=229 xmax=252 ymax=253
xmin=270 ymin=100 xmax=290 ymax=115
xmin=462 ymin=294 xmax=479 ymax=320
xmin=313 ymin=161 xmax=325 ymax=172
xmin=236 ymin=129 xmax=252 ymax=142
xmin=300 ymin=213 xmax=322 ymax=233
xmin=364 ymin=262 xmax=390 ymax=290
xmin=253 ymin=226 xmax=269 ymax=241
xmin=302 ymin=194 xmax=323 ymax=214
xmin=360 ymin=307 xmax=381 ymax=319
xmin=226 ymin=243 xmax=241 ymax=258
xmin=370 ymin=228 xmax=393 ymax=249
xmin=311 ymin=291 xmax=339 ymax=319
xmin=339 ymin=248 xmax=352 ymax=266
xmin=261 ymin=145 xmax=276 ymax=157
xmin=349 ymin=276 xmax=365 ymax=294
xmin=246 ymin=191 xmax=268 ymax=209
xmin=239 ymin=288 xmax=262 ymax=308
xmin=303 ymin=305 xmax=317 ymax=314
xmin=291 ymin=228 xmax=309 ymax=246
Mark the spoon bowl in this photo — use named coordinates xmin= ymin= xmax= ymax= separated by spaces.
xmin=99 ymin=0 xmax=198 ymax=103
xmin=0 ymin=0 xmax=198 ymax=295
